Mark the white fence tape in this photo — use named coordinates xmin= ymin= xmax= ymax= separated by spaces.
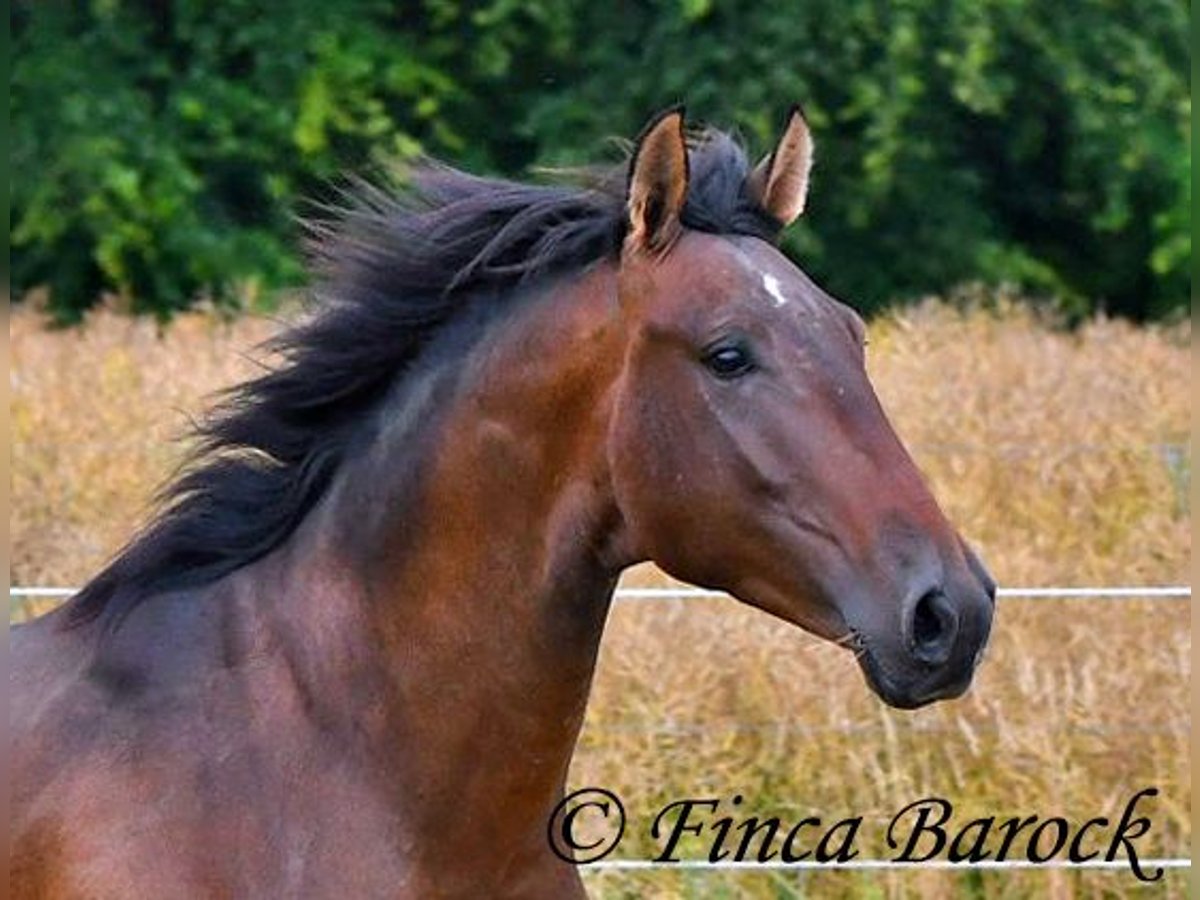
xmin=8 ymin=585 xmax=1194 ymax=601
xmin=613 ymin=586 xmax=1191 ymax=600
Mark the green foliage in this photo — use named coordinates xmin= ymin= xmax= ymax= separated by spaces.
xmin=520 ymin=0 xmax=1190 ymax=319
xmin=11 ymin=0 xmax=1190 ymax=320
xmin=10 ymin=0 xmax=573 ymax=319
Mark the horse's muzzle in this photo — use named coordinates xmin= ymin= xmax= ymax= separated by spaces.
xmin=854 ymin=576 xmax=995 ymax=710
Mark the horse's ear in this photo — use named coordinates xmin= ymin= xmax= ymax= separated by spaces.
xmin=625 ymin=106 xmax=689 ymax=256
xmin=748 ymin=105 xmax=814 ymax=226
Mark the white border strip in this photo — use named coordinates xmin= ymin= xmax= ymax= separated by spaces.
xmin=583 ymin=857 xmax=1191 ymax=872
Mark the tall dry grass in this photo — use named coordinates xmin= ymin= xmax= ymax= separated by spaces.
xmin=9 ymin=297 xmax=1191 ymax=898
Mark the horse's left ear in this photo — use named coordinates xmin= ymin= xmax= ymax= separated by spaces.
xmin=748 ymin=105 xmax=814 ymax=226
xmin=625 ymin=106 xmax=689 ymax=256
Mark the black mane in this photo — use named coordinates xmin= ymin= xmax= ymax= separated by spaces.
xmin=65 ymin=129 xmax=780 ymax=629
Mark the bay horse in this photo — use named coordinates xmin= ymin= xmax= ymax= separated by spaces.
xmin=10 ymin=107 xmax=995 ymax=898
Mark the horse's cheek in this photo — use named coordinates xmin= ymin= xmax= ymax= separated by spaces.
xmin=607 ymin=386 xmax=702 ymax=574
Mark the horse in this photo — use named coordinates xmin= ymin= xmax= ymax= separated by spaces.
xmin=10 ymin=106 xmax=995 ymax=898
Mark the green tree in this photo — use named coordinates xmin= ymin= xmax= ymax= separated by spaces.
xmin=11 ymin=0 xmax=1190 ymax=321
xmin=518 ymin=0 xmax=1190 ymax=319
xmin=10 ymin=0 xmax=573 ymax=319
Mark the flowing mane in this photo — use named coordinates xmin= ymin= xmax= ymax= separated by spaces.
xmin=65 ymin=129 xmax=781 ymax=629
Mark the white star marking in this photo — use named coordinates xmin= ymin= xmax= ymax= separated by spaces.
xmin=762 ymin=273 xmax=788 ymax=307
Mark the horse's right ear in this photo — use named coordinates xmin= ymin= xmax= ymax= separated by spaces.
xmin=624 ymin=107 xmax=689 ymax=256
xmin=747 ymin=105 xmax=814 ymax=226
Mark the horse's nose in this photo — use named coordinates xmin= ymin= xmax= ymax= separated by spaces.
xmin=903 ymin=586 xmax=960 ymax=667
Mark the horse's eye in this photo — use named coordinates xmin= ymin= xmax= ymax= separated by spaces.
xmin=702 ymin=341 xmax=756 ymax=379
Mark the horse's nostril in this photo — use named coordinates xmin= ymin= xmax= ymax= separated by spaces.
xmin=912 ymin=590 xmax=943 ymax=645
xmin=908 ymin=588 xmax=957 ymax=665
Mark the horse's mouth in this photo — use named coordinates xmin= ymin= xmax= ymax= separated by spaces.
xmin=851 ymin=633 xmax=974 ymax=710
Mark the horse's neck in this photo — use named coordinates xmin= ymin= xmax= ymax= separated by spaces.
xmin=274 ymin=268 xmax=628 ymax=860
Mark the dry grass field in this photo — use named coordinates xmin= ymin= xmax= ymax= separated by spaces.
xmin=10 ymin=296 xmax=1191 ymax=898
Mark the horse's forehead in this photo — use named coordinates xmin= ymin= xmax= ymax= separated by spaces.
xmin=667 ymin=234 xmax=822 ymax=315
